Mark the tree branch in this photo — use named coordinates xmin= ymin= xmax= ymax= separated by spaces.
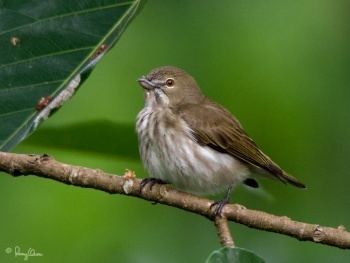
xmin=214 ymin=216 xmax=235 ymax=247
xmin=0 ymin=151 xmax=349 ymax=249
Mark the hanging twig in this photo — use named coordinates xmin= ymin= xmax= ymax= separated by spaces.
xmin=214 ymin=216 xmax=235 ymax=247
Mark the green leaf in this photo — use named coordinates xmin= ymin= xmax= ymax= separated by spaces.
xmin=24 ymin=120 xmax=139 ymax=159
xmin=206 ymin=247 xmax=265 ymax=263
xmin=0 ymin=0 xmax=145 ymax=151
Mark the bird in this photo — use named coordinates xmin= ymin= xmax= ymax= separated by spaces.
xmin=136 ymin=66 xmax=305 ymax=215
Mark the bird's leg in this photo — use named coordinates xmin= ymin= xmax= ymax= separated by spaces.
xmin=210 ymin=186 xmax=233 ymax=217
xmin=140 ymin=177 xmax=167 ymax=191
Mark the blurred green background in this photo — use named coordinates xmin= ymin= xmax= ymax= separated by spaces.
xmin=1 ymin=0 xmax=350 ymax=262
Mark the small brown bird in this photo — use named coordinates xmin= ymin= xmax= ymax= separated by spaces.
xmin=136 ymin=66 xmax=305 ymax=214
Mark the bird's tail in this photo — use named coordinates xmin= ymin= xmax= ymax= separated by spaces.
xmin=263 ymin=163 xmax=306 ymax=189
xmin=251 ymin=162 xmax=306 ymax=189
xmin=278 ymin=171 xmax=306 ymax=188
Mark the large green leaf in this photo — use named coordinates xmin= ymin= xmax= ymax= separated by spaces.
xmin=206 ymin=247 xmax=265 ymax=263
xmin=0 ymin=0 xmax=145 ymax=151
xmin=24 ymin=120 xmax=139 ymax=158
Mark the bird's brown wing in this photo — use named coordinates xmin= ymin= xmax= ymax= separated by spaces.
xmin=176 ymin=101 xmax=305 ymax=188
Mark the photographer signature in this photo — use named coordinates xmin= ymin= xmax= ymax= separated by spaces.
xmin=5 ymin=246 xmax=43 ymax=260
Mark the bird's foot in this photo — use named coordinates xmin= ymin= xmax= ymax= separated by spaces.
xmin=140 ymin=177 xmax=167 ymax=191
xmin=210 ymin=185 xmax=233 ymax=217
xmin=210 ymin=199 xmax=229 ymax=217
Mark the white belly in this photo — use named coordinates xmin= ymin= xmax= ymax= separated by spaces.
xmin=136 ymin=107 xmax=250 ymax=195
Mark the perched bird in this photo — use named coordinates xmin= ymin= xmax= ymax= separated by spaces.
xmin=136 ymin=66 xmax=305 ymax=214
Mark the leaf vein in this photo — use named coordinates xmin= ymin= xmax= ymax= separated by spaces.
xmin=0 ymin=1 xmax=133 ymax=36
xmin=0 ymin=46 xmax=93 ymax=70
xmin=0 ymin=107 xmax=34 ymax=118
xmin=0 ymin=79 xmax=64 ymax=94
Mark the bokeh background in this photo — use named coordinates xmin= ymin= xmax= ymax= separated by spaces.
xmin=1 ymin=0 xmax=350 ymax=262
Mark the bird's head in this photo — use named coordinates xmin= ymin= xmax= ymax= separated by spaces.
xmin=138 ymin=66 xmax=204 ymax=107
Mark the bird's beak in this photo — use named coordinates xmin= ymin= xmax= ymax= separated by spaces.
xmin=138 ymin=77 xmax=156 ymax=90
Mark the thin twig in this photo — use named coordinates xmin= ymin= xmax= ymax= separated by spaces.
xmin=214 ymin=217 xmax=235 ymax=247
xmin=0 ymin=151 xmax=349 ymax=249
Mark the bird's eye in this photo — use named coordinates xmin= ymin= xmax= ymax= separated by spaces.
xmin=165 ymin=78 xmax=174 ymax=87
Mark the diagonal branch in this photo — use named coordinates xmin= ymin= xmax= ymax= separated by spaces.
xmin=214 ymin=216 xmax=235 ymax=247
xmin=0 ymin=151 xmax=349 ymax=249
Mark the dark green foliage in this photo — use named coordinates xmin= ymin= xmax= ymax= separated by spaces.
xmin=206 ymin=247 xmax=265 ymax=263
xmin=0 ymin=0 xmax=145 ymax=151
